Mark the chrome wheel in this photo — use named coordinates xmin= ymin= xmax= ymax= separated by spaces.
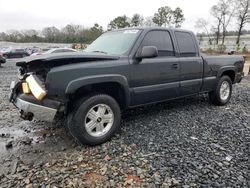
xmin=220 ymin=81 xmax=230 ymax=101
xmin=84 ymin=104 xmax=114 ymax=137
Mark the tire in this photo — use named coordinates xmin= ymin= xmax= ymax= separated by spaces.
xmin=209 ymin=75 xmax=232 ymax=106
xmin=67 ymin=94 xmax=121 ymax=146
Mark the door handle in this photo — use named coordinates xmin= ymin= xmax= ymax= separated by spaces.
xmin=171 ymin=63 xmax=179 ymax=69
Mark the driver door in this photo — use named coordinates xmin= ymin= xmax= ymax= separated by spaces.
xmin=130 ymin=30 xmax=180 ymax=106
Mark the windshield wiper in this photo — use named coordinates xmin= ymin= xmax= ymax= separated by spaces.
xmin=91 ymin=50 xmax=108 ymax=54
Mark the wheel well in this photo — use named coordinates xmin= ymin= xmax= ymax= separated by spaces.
xmin=69 ymin=82 xmax=127 ymax=110
xmin=221 ymin=70 xmax=235 ymax=83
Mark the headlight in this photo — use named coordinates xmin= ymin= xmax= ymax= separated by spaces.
xmin=26 ymin=75 xmax=46 ymax=100
xmin=22 ymin=82 xmax=31 ymax=94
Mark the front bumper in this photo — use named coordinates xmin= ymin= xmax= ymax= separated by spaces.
xmin=10 ymin=81 xmax=61 ymax=122
xmin=15 ymin=97 xmax=58 ymax=122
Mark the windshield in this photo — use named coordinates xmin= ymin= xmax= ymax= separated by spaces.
xmin=85 ymin=29 xmax=141 ymax=55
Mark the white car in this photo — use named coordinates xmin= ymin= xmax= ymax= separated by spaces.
xmin=0 ymin=46 xmax=12 ymax=53
xmin=31 ymin=48 xmax=77 ymax=56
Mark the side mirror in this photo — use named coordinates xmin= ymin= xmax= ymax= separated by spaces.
xmin=136 ymin=46 xmax=158 ymax=59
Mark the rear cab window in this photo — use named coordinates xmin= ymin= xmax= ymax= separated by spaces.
xmin=175 ymin=31 xmax=198 ymax=57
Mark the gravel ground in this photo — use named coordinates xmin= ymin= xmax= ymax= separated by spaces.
xmin=0 ymin=60 xmax=249 ymax=187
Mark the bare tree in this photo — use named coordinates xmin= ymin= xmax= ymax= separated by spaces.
xmin=21 ymin=29 xmax=37 ymax=36
xmin=0 ymin=32 xmax=8 ymax=41
xmin=42 ymin=26 xmax=60 ymax=42
xmin=7 ymin=30 xmax=23 ymax=42
xmin=221 ymin=0 xmax=235 ymax=44
xmin=235 ymin=0 xmax=250 ymax=44
xmin=210 ymin=5 xmax=223 ymax=44
xmin=195 ymin=18 xmax=213 ymax=44
xmin=211 ymin=0 xmax=235 ymax=45
xmin=62 ymin=24 xmax=82 ymax=36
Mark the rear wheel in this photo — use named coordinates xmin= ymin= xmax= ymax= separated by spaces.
xmin=67 ymin=94 xmax=121 ymax=145
xmin=209 ymin=75 xmax=232 ymax=106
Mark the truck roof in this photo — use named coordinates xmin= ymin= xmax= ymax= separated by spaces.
xmin=113 ymin=27 xmax=194 ymax=34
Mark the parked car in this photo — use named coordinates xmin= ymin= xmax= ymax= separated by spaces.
xmin=0 ymin=46 xmax=12 ymax=53
xmin=3 ymin=49 xmax=30 ymax=58
xmin=25 ymin=47 xmax=41 ymax=55
xmin=42 ymin=48 xmax=50 ymax=52
xmin=30 ymin=48 xmax=77 ymax=56
xmin=29 ymin=48 xmax=50 ymax=56
xmin=10 ymin=27 xmax=245 ymax=146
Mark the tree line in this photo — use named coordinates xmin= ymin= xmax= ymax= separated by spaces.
xmin=1 ymin=1 xmax=249 ymax=47
xmin=0 ymin=23 xmax=103 ymax=44
xmin=195 ymin=0 xmax=250 ymax=46
xmin=108 ymin=6 xmax=184 ymax=29
xmin=0 ymin=6 xmax=184 ymax=44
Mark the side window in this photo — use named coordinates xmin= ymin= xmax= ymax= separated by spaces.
xmin=175 ymin=32 xmax=198 ymax=57
xmin=141 ymin=30 xmax=175 ymax=57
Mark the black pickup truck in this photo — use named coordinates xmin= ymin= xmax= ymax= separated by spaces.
xmin=9 ymin=27 xmax=245 ymax=145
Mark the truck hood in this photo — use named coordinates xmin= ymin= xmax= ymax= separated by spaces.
xmin=16 ymin=52 xmax=120 ymax=67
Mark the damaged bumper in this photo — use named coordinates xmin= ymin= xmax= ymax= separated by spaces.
xmin=10 ymin=81 xmax=61 ymax=122
xmin=15 ymin=96 xmax=58 ymax=122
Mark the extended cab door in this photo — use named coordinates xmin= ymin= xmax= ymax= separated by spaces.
xmin=130 ymin=30 xmax=180 ymax=106
xmin=174 ymin=31 xmax=203 ymax=96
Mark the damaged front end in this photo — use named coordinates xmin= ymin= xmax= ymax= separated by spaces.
xmin=9 ymin=57 xmax=63 ymax=122
xmin=9 ymin=52 xmax=119 ymax=122
xmin=9 ymin=79 xmax=61 ymax=122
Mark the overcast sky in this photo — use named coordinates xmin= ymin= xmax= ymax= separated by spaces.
xmin=0 ymin=0 xmax=236 ymax=33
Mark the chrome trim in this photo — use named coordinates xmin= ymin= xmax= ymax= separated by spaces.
xmin=15 ymin=97 xmax=57 ymax=122
xmin=10 ymin=81 xmax=16 ymax=90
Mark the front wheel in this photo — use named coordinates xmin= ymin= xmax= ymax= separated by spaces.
xmin=209 ymin=75 xmax=232 ymax=106
xmin=67 ymin=94 xmax=121 ymax=146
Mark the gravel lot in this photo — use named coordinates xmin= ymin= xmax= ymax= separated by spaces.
xmin=0 ymin=60 xmax=249 ymax=187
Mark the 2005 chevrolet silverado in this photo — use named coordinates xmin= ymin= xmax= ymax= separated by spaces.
xmin=9 ymin=27 xmax=245 ymax=145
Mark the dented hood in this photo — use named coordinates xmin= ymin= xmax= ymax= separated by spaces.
xmin=16 ymin=52 xmax=120 ymax=67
